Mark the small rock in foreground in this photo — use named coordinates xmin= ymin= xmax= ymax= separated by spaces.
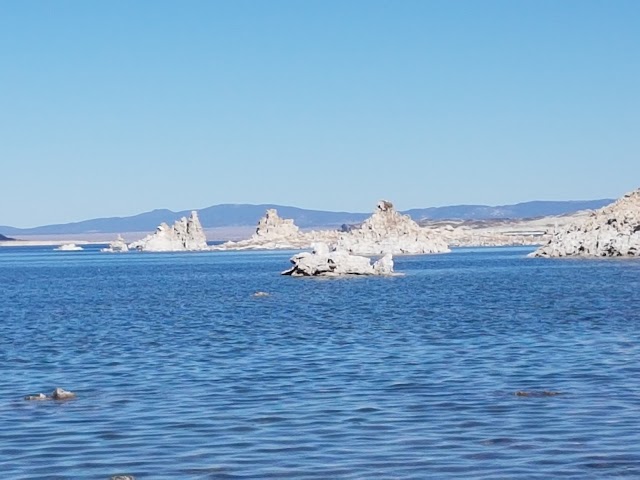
xmin=52 ymin=387 xmax=76 ymax=400
xmin=24 ymin=387 xmax=76 ymax=401
xmin=515 ymin=391 xmax=561 ymax=397
xmin=24 ymin=393 xmax=48 ymax=401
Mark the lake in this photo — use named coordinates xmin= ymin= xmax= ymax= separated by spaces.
xmin=1 ymin=246 xmax=639 ymax=479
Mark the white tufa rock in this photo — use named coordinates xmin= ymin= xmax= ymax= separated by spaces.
xmin=335 ymin=200 xmax=450 ymax=255
xmin=255 ymin=209 xmax=300 ymax=239
xmin=101 ymin=235 xmax=129 ymax=253
xmin=212 ymin=209 xmax=338 ymax=251
xmin=282 ymin=242 xmax=395 ymax=277
xmin=55 ymin=243 xmax=83 ymax=251
xmin=529 ymin=188 xmax=640 ymax=258
xmin=129 ymin=211 xmax=208 ymax=252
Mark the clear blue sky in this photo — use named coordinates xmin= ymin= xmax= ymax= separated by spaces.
xmin=1 ymin=0 xmax=638 ymax=227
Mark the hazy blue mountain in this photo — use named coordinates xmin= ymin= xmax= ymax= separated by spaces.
xmin=0 ymin=233 xmax=15 ymax=241
xmin=0 ymin=199 xmax=614 ymax=235
xmin=404 ymin=199 xmax=613 ymax=221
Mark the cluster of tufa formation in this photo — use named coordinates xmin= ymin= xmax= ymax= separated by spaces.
xmin=215 ymin=200 xmax=451 ymax=255
xmin=529 ymin=189 xmax=640 ymax=258
xmin=335 ymin=201 xmax=450 ymax=255
xmin=129 ymin=211 xmax=208 ymax=252
xmin=282 ymin=242 xmax=394 ymax=277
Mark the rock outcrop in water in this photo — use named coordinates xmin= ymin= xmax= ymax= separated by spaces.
xmin=129 ymin=211 xmax=208 ymax=252
xmin=101 ymin=235 xmax=130 ymax=253
xmin=282 ymin=242 xmax=394 ymax=276
xmin=529 ymin=189 xmax=640 ymax=258
xmin=25 ymin=387 xmax=76 ymax=401
xmin=212 ymin=209 xmax=337 ymax=251
xmin=215 ymin=201 xmax=450 ymax=255
xmin=54 ymin=243 xmax=83 ymax=251
xmin=335 ymin=201 xmax=450 ymax=255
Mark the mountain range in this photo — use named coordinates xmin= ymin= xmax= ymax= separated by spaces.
xmin=1 ymin=199 xmax=614 ymax=236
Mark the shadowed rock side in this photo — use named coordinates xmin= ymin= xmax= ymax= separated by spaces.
xmin=335 ymin=201 xmax=450 ymax=255
xmin=529 ymin=188 xmax=640 ymax=258
xmin=129 ymin=211 xmax=208 ymax=252
xmin=282 ymin=243 xmax=394 ymax=276
xmin=212 ymin=209 xmax=337 ymax=250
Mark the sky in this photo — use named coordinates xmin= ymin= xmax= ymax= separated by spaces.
xmin=1 ymin=0 xmax=639 ymax=227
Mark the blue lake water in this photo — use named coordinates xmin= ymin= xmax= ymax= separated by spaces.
xmin=1 ymin=245 xmax=639 ymax=479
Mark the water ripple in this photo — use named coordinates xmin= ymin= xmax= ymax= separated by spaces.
xmin=1 ymin=246 xmax=639 ymax=478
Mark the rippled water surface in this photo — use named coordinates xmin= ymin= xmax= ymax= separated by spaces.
xmin=1 ymin=246 xmax=640 ymax=479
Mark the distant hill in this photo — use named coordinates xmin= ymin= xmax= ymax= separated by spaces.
xmin=0 ymin=233 xmax=15 ymax=241
xmin=404 ymin=199 xmax=614 ymax=221
xmin=0 ymin=199 xmax=614 ymax=236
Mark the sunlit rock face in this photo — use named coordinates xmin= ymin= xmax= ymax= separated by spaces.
xmin=335 ymin=201 xmax=450 ymax=255
xmin=530 ymin=189 xmax=640 ymax=258
xmin=54 ymin=243 xmax=83 ymax=251
xmin=281 ymin=242 xmax=394 ymax=277
xmin=101 ymin=235 xmax=129 ymax=253
xmin=212 ymin=209 xmax=338 ymax=251
xmin=254 ymin=209 xmax=300 ymax=240
xmin=129 ymin=211 xmax=208 ymax=252
xmin=213 ymin=201 xmax=450 ymax=255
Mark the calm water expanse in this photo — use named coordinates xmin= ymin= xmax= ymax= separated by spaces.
xmin=1 ymin=246 xmax=639 ymax=479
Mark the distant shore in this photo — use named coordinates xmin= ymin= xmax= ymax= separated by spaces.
xmin=0 ymin=226 xmax=256 ymax=247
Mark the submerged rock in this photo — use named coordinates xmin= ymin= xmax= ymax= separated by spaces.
xmin=101 ymin=235 xmax=129 ymax=253
xmin=530 ymin=188 xmax=640 ymax=258
xmin=515 ymin=391 xmax=561 ymax=397
xmin=129 ymin=211 xmax=208 ymax=252
xmin=52 ymin=387 xmax=76 ymax=400
xmin=282 ymin=242 xmax=395 ymax=277
xmin=24 ymin=393 xmax=48 ymax=401
xmin=335 ymin=201 xmax=450 ymax=255
xmin=24 ymin=387 xmax=76 ymax=401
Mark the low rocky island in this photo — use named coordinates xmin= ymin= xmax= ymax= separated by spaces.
xmin=54 ymin=243 xmax=83 ymax=251
xmin=282 ymin=242 xmax=394 ymax=277
xmin=129 ymin=211 xmax=208 ymax=252
xmin=529 ymin=188 xmax=640 ymax=258
xmin=215 ymin=201 xmax=451 ymax=255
